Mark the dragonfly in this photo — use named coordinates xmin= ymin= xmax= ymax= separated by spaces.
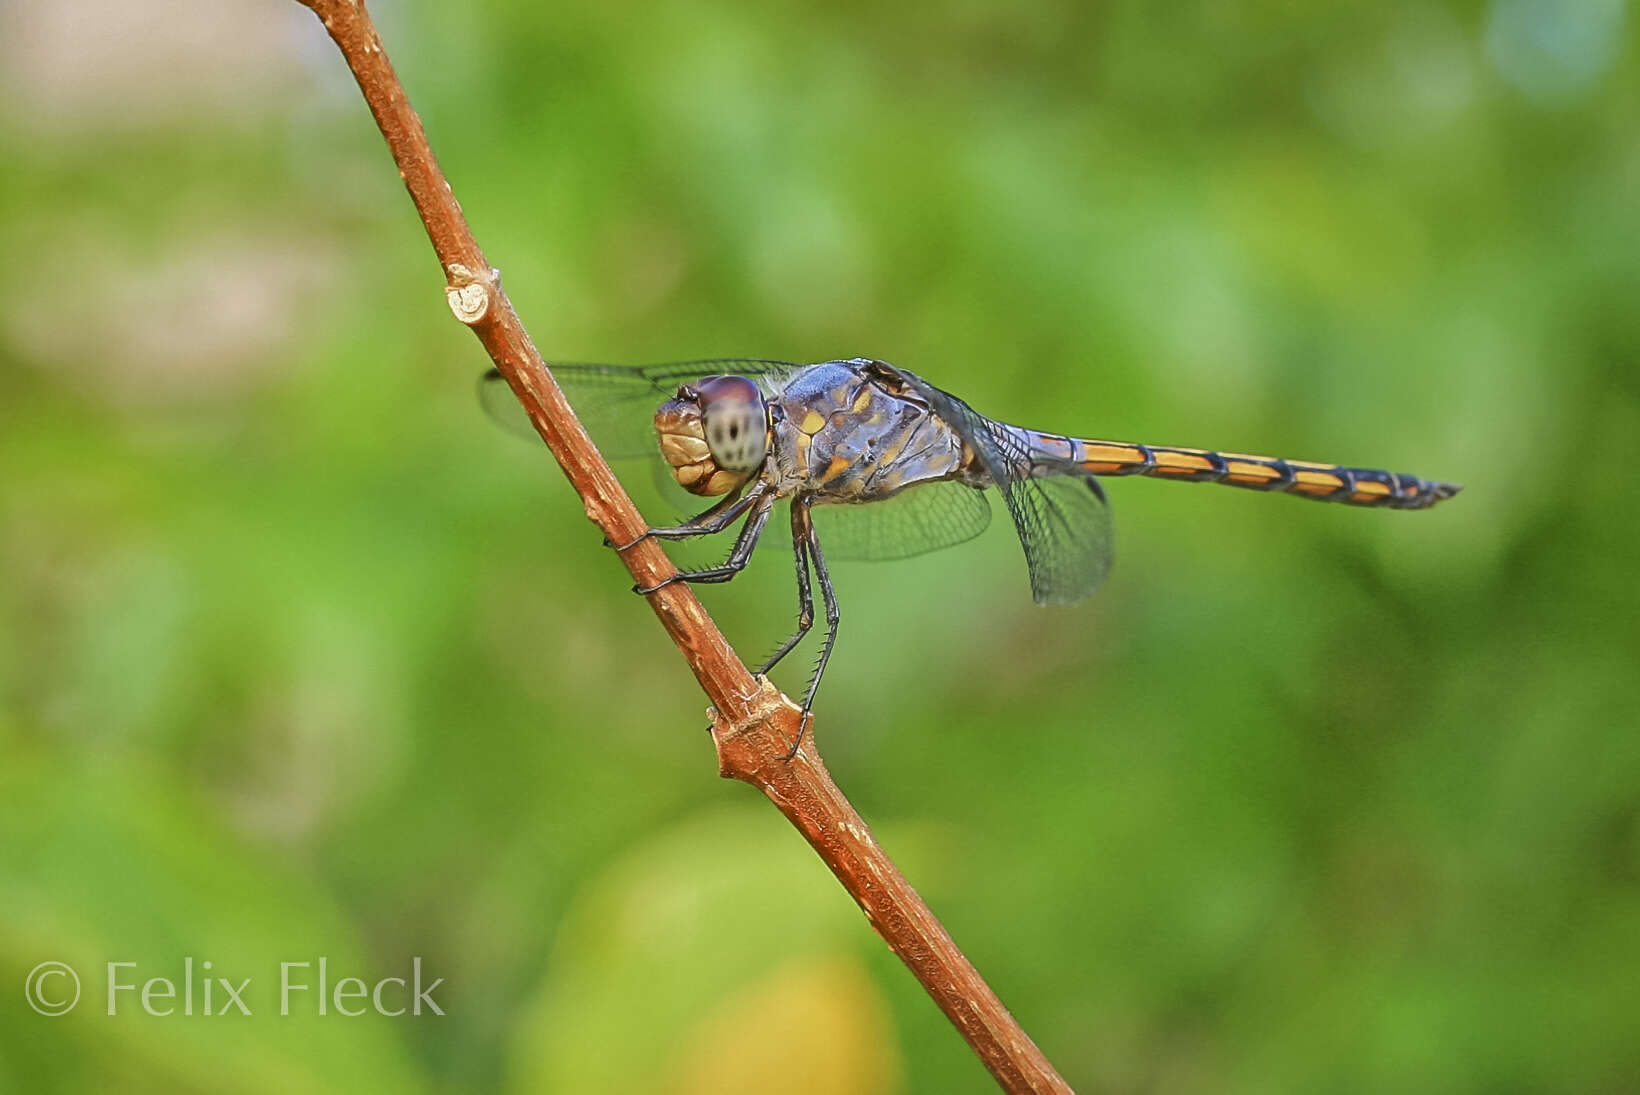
xmin=482 ymin=357 xmax=1460 ymax=745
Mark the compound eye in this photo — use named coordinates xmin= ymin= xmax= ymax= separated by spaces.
xmin=702 ymin=399 xmax=767 ymax=474
xmin=693 ymin=376 xmax=767 ymax=474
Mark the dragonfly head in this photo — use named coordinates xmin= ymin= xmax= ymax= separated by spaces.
xmin=654 ymin=375 xmax=769 ymax=496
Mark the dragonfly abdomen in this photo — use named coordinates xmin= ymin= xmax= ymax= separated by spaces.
xmin=1027 ymin=433 xmax=1460 ymax=510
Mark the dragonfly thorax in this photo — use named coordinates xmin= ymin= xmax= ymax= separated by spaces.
xmin=653 ymin=375 xmax=769 ymax=496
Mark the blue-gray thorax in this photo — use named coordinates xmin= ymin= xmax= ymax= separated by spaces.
xmin=766 ymin=361 xmax=977 ymax=502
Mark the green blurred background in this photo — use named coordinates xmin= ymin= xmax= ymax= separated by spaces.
xmin=3 ymin=0 xmax=1637 ymax=1091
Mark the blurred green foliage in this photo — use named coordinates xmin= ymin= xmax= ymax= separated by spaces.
xmin=2 ymin=0 xmax=1638 ymax=1091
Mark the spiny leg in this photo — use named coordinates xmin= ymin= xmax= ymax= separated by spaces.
xmin=759 ymin=500 xmax=816 ymax=677
xmin=785 ymin=497 xmax=840 ymax=760
xmin=633 ymin=491 xmax=776 ymax=594
xmin=609 ymin=483 xmax=762 ymax=551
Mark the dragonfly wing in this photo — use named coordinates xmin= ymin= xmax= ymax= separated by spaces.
xmin=478 ymin=359 xmax=800 ymax=459
xmin=892 ymin=366 xmax=1114 ymax=605
xmin=812 ymin=479 xmax=992 ymax=562
xmin=999 ymin=474 xmax=1114 ymax=605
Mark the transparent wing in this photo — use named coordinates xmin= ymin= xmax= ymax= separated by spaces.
xmin=477 ymin=359 xmax=799 ymax=459
xmin=893 ymin=367 xmax=1114 ymax=604
xmin=999 ymin=474 xmax=1114 ymax=605
xmin=812 ymin=480 xmax=993 ymax=562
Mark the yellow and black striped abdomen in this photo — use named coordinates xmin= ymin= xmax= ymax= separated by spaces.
xmin=1033 ymin=434 xmax=1461 ymax=510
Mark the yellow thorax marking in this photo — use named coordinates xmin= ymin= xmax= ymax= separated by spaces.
xmin=820 ymin=453 xmax=852 ymax=484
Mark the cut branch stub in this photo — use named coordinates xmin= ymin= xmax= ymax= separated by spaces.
xmin=444 ymin=263 xmax=493 ymax=325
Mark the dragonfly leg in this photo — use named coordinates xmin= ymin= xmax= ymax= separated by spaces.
xmin=758 ymin=501 xmax=816 ymax=677
xmin=633 ymin=491 xmax=776 ymax=594
xmin=784 ymin=498 xmax=840 ymax=760
xmin=608 ymin=484 xmax=758 ymax=550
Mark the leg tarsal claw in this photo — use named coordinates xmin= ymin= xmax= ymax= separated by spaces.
xmin=781 ymin=711 xmax=814 ymax=762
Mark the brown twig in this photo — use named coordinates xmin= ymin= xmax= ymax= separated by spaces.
xmin=294 ymin=3 xmax=1074 ymax=1090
